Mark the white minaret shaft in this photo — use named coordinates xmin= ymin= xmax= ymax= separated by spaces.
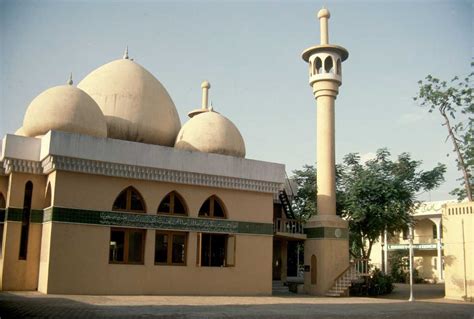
xmin=318 ymin=8 xmax=330 ymax=45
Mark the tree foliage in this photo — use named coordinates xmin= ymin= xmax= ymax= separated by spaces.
xmin=414 ymin=65 xmax=473 ymax=201
xmin=292 ymin=165 xmax=316 ymax=221
xmin=292 ymin=149 xmax=446 ymax=259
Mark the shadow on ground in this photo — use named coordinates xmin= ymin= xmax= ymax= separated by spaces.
xmin=0 ymin=286 xmax=472 ymax=319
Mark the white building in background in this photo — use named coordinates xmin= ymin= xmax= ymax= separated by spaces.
xmin=371 ymin=200 xmax=455 ymax=283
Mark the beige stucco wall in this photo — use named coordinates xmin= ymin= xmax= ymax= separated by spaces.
xmin=43 ymin=223 xmax=272 ymax=295
xmin=443 ymin=202 xmax=473 ymax=301
xmin=53 ymin=171 xmax=272 ymax=223
xmin=1 ymin=172 xmax=46 ymax=291
xmin=304 ymin=238 xmax=349 ymax=295
xmin=38 ymin=170 xmax=273 ymax=295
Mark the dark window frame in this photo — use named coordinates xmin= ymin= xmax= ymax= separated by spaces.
xmin=157 ymin=192 xmax=188 ymax=216
xmin=112 ymin=186 xmax=146 ymax=213
xmin=154 ymin=231 xmax=187 ymax=266
xmin=196 ymin=232 xmax=236 ymax=268
xmin=198 ymin=195 xmax=227 ymax=219
xmin=109 ymin=227 xmax=146 ymax=265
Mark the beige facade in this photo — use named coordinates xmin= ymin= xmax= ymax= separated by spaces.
xmin=0 ymin=132 xmax=283 ymax=295
xmin=371 ymin=200 xmax=450 ymax=283
xmin=0 ymin=46 xmax=286 ymax=295
xmin=443 ymin=201 xmax=473 ymax=301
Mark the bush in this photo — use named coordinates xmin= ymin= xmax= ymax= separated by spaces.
xmin=350 ymin=268 xmax=394 ymax=296
xmin=368 ymin=268 xmax=394 ymax=296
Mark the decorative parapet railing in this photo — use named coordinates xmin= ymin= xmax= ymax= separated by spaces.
xmin=273 ymin=218 xmax=305 ymax=235
xmin=444 ymin=201 xmax=474 ymax=216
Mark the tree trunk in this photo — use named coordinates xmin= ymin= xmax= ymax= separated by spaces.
xmin=441 ymin=109 xmax=473 ymax=201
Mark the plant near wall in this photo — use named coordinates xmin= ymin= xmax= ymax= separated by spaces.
xmin=414 ymin=64 xmax=474 ymax=201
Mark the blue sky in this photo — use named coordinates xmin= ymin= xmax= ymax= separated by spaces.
xmin=0 ymin=0 xmax=472 ymax=201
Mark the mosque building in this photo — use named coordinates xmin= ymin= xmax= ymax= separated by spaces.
xmin=0 ymin=8 xmax=361 ymax=296
xmin=0 ymin=46 xmax=287 ymax=294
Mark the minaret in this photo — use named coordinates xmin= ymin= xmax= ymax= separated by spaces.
xmin=301 ymin=8 xmax=349 ymax=295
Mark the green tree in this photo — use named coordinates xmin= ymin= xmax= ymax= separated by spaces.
xmin=339 ymin=149 xmax=445 ymax=259
xmin=292 ymin=165 xmax=316 ymax=221
xmin=414 ymin=66 xmax=473 ymax=201
xmin=292 ymin=149 xmax=446 ymax=259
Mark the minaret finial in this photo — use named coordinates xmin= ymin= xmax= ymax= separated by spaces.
xmin=201 ymin=80 xmax=211 ymax=110
xmin=123 ymin=45 xmax=129 ymax=59
xmin=67 ymin=73 xmax=73 ymax=85
xmin=317 ymin=8 xmax=330 ymax=45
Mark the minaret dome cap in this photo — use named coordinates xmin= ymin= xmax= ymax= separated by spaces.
xmin=317 ymin=8 xmax=330 ymax=19
xmin=201 ymin=81 xmax=211 ymax=89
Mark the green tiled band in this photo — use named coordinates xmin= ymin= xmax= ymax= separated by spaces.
xmin=305 ymin=227 xmax=348 ymax=239
xmin=6 ymin=207 xmax=23 ymax=221
xmin=31 ymin=210 xmax=44 ymax=223
xmin=43 ymin=206 xmax=273 ymax=236
xmin=4 ymin=208 xmax=44 ymax=223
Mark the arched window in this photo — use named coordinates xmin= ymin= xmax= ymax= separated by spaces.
xmin=19 ymin=181 xmax=33 ymax=260
xmin=336 ymin=58 xmax=341 ymax=75
xmin=44 ymin=183 xmax=52 ymax=209
xmin=198 ymin=195 xmax=226 ymax=218
xmin=157 ymin=191 xmax=187 ymax=215
xmin=315 ymin=57 xmax=322 ymax=74
xmin=112 ymin=186 xmax=146 ymax=213
xmin=109 ymin=186 xmax=147 ymax=264
xmin=309 ymin=62 xmax=313 ymax=76
xmin=0 ymin=192 xmax=5 ymax=254
xmin=0 ymin=193 xmax=5 ymax=208
xmin=324 ymin=56 xmax=334 ymax=73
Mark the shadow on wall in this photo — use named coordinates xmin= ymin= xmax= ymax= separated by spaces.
xmin=444 ymin=255 xmax=456 ymax=267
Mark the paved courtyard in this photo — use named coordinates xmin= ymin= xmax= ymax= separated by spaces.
xmin=0 ymin=284 xmax=472 ymax=318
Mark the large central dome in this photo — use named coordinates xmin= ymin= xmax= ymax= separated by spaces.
xmin=77 ymin=58 xmax=181 ymax=146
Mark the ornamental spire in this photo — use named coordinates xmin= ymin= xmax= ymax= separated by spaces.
xmin=123 ymin=45 xmax=129 ymax=59
xmin=67 ymin=73 xmax=73 ymax=85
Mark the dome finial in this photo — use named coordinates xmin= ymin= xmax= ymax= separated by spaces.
xmin=123 ymin=45 xmax=129 ymax=59
xmin=67 ymin=73 xmax=73 ymax=85
xmin=201 ymin=80 xmax=211 ymax=110
xmin=209 ymin=101 xmax=214 ymax=112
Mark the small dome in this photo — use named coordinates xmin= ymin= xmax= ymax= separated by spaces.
xmin=15 ymin=126 xmax=26 ymax=136
xmin=77 ymin=59 xmax=181 ymax=146
xmin=175 ymin=111 xmax=246 ymax=158
xmin=22 ymin=85 xmax=107 ymax=138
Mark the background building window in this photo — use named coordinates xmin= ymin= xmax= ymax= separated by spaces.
xmin=157 ymin=192 xmax=187 ymax=215
xmin=196 ymin=233 xmax=235 ymax=267
xmin=112 ymin=187 xmax=146 ymax=213
xmin=154 ymin=231 xmax=187 ymax=265
xmin=198 ymin=196 xmax=226 ymax=218
xmin=109 ymin=228 xmax=145 ymax=264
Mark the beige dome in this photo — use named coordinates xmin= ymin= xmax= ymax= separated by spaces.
xmin=15 ymin=126 xmax=26 ymax=136
xmin=175 ymin=111 xmax=246 ymax=158
xmin=22 ymin=85 xmax=107 ymax=138
xmin=77 ymin=59 xmax=181 ymax=146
